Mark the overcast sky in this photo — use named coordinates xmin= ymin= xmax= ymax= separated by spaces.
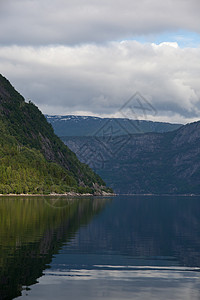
xmin=0 ymin=0 xmax=200 ymax=123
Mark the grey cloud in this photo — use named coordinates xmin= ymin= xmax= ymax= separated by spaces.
xmin=0 ymin=41 xmax=200 ymax=123
xmin=0 ymin=0 xmax=200 ymax=46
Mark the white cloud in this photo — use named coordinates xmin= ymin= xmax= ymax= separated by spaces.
xmin=152 ymin=42 xmax=179 ymax=49
xmin=0 ymin=41 xmax=200 ymax=123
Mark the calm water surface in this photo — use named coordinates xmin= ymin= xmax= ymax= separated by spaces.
xmin=1 ymin=195 xmax=200 ymax=299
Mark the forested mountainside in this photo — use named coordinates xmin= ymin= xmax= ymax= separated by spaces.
xmin=0 ymin=74 xmax=111 ymax=194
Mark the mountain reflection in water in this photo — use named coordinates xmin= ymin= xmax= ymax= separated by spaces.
xmin=1 ymin=195 xmax=200 ymax=300
xmin=0 ymin=196 xmax=108 ymax=300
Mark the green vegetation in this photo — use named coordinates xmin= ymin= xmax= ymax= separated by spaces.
xmin=0 ymin=74 xmax=112 ymax=194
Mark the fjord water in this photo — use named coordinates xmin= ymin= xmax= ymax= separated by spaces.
xmin=1 ymin=196 xmax=200 ymax=299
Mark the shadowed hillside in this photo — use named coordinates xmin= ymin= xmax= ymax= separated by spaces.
xmin=62 ymin=121 xmax=200 ymax=194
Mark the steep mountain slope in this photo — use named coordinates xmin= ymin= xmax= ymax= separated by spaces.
xmin=46 ymin=115 xmax=182 ymax=137
xmin=62 ymin=121 xmax=200 ymax=194
xmin=0 ymin=74 xmax=111 ymax=194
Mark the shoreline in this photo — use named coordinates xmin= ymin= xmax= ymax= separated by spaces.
xmin=0 ymin=192 xmax=116 ymax=197
xmin=0 ymin=193 xmax=199 ymax=197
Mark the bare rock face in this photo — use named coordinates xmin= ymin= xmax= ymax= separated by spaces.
xmin=172 ymin=122 xmax=200 ymax=146
xmin=62 ymin=121 xmax=200 ymax=195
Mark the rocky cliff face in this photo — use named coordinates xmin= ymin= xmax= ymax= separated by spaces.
xmin=62 ymin=121 xmax=200 ymax=194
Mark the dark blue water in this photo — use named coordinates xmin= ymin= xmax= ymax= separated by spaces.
xmin=1 ymin=195 xmax=200 ymax=299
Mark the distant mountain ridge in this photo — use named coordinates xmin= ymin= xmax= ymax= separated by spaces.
xmin=61 ymin=121 xmax=200 ymax=195
xmin=46 ymin=114 xmax=182 ymax=137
